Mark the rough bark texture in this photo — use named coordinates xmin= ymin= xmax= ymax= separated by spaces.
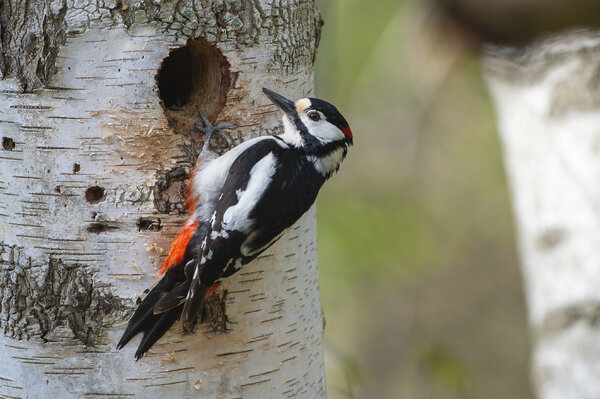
xmin=0 ymin=0 xmax=325 ymax=397
xmin=483 ymin=30 xmax=600 ymax=399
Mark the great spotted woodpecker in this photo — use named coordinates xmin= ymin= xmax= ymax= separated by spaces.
xmin=117 ymin=88 xmax=353 ymax=359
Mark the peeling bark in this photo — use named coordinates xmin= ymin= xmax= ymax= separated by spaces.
xmin=484 ymin=30 xmax=600 ymax=399
xmin=0 ymin=0 xmax=326 ymax=397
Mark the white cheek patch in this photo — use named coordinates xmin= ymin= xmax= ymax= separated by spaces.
xmin=222 ymin=152 xmax=278 ymax=233
xmin=299 ymin=114 xmax=345 ymax=143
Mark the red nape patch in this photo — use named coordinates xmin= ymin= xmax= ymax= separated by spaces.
xmin=342 ymin=126 xmax=353 ymax=138
xmin=206 ymin=282 xmax=221 ymax=297
xmin=157 ymin=220 xmax=198 ymax=276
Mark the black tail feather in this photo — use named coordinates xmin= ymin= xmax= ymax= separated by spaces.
xmin=117 ymin=287 xmax=167 ymax=350
xmin=154 ymin=279 xmax=191 ymax=314
xmin=117 ymin=267 xmax=186 ymax=358
xmin=134 ymin=306 xmax=183 ymax=360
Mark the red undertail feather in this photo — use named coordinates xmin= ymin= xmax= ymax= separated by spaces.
xmin=206 ymin=282 xmax=221 ymax=297
xmin=157 ymin=220 xmax=198 ymax=275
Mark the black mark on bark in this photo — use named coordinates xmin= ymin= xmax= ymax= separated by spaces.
xmin=538 ymin=299 xmax=600 ymax=337
xmin=85 ymin=186 xmax=105 ymax=204
xmin=536 ymin=227 xmax=566 ymax=251
xmin=2 ymin=137 xmax=15 ymax=151
xmin=137 ymin=217 xmax=162 ymax=232
xmin=87 ymin=223 xmax=119 ymax=234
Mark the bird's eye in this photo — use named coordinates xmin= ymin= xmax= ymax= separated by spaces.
xmin=308 ymin=111 xmax=321 ymax=121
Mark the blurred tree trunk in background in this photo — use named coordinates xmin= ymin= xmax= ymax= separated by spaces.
xmin=0 ymin=1 xmax=325 ymax=398
xmin=484 ymin=31 xmax=600 ymax=399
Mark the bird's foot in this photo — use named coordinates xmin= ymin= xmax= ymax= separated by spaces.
xmin=194 ymin=107 xmax=237 ymax=153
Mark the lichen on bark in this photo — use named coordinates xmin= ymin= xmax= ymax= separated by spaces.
xmin=0 ymin=0 xmax=68 ymax=91
xmin=0 ymin=241 xmax=128 ymax=345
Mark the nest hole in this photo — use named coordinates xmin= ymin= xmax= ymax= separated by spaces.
xmin=158 ymin=38 xmax=231 ymax=132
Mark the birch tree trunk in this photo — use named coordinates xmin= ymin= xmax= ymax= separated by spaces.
xmin=483 ymin=31 xmax=600 ymax=399
xmin=0 ymin=1 xmax=326 ymax=398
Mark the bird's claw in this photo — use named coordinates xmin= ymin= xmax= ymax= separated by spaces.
xmin=194 ymin=124 xmax=230 ymax=144
xmin=195 ymin=107 xmax=237 ymax=153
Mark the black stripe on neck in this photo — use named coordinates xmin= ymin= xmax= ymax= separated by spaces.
xmin=288 ymin=114 xmax=351 ymax=156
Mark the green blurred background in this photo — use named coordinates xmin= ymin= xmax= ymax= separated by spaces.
xmin=314 ymin=1 xmax=532 ymax=398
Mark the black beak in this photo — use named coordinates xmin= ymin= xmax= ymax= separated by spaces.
xmin=262 ymin=88 xmax=296 ymax=117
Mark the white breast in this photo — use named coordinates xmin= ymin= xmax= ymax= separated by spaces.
xmin=308 ymin=147 xmax=346 ymax=177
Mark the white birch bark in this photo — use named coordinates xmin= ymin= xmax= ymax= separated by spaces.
xmin=483 ymin=30 xmax=600 ymax=399
xmin=0 ymin=1 xmax=326 ymax=398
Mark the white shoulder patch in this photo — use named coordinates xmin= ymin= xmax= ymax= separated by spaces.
xmin=190 ymin=136 xmax=277 ymax=222
xmin=222 ymin=152 xmax=278 ymax=233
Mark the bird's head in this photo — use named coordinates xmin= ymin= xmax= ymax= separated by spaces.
xmin=262 ymin=88 xmax=353 ymax=153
